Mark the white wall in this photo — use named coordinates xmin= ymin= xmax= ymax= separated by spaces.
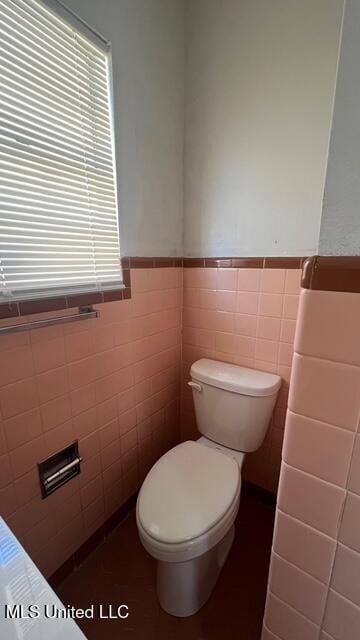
xmin=184 ymin=0 xmax=343 ymax=257
xmin=61 ymin=0 xmax=346 ymax=259
xmin=63 ymin=0 xmax=185 ymax=257
xmin=319 ymin=0 xmax=360 ymax=255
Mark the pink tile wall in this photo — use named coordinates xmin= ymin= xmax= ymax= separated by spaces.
xmin=0 ymin=268 xmax=182 ymax=577
xmin=263 ymin=288 xmax=360 ymax=640
xmin=181 ymin=267 xmax=301 ymax=493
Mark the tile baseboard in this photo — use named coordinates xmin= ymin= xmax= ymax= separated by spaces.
xmin=49 ymin=493 xmax=138 ymax=590
xmin=49 ymin=483 xmax=276 ymax=590
xmin=242 ymin=481 xmax=277 ymax=507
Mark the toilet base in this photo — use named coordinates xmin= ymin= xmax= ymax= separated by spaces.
xmin=157 ymin=525 xmax=235 ymax=617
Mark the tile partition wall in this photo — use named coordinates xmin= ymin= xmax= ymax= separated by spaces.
xmin=0 ymin=266 xmax=182 ymax=577
xmin=262 ymin=272 xmax=360 ymax=639
xmin=181 ymin=261 xmax=302 ymax=493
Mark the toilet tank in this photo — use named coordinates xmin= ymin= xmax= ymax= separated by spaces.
xmin=189 ymin=359 xmax=281 ymax=452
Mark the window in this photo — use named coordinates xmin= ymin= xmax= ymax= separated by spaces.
xmin=0 ymin=0 xmax=123 ymax=302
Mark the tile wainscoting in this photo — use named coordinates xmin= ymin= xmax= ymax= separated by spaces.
xmin=181 ymin=264 xmax=301 ymax=493
xmin=0 ymin=256 xmax=304 ymax=577
xmin=263 ymin=259 xmax=360 ymax=640
xmin=0 ymin=266 xmax=182 ymax=577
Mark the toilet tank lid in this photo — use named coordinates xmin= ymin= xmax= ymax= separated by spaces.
xmin=191 ymin=359 xmax=281 ymax=397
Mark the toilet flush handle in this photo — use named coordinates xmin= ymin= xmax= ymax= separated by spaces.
xmin=188 ymin=381 xmax=203 ymax=392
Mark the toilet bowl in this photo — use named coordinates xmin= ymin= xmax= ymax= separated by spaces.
xmin=136 ymin=359 xmax=281 ymax=617
xmin=137 ymin=439 xmax=243 ymax=616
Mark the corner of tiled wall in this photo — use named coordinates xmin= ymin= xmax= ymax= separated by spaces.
xmin=180 ymin=266 xmax=301 ymax=493
xmin=262 ymin=287 xmax=360 ymax=640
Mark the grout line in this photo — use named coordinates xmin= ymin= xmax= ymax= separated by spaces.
xmin=318 ymin=400 xmax=360 ymax=634
xmin=267 ymin=590 xmax=320 ymax=628
xmin=271 ymin=547 xmax=330 ymax=587
xmin=280 ymin=460 xmax=348 ymax=493
xmin=325 ymin=586 xmax=360 ymax=613
xmin=288 ymin=386 xmax=359 ymax=433
xmin=276 ymin=505 xmax=336 ymax=544
xmin=262 ymin=623 xmax=284 ymax=640
xmin=286 ymin=407 xmax=358 ymax=436
xmin=294 ymin=348 xmax=360 ymax=371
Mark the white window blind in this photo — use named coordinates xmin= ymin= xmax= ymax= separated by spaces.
xmin=0 ymin=0 xmax=123 ymax=302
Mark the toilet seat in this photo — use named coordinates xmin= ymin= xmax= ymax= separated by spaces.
xmin=136 ymin=441 xmax=241 ymax=562
xmin=137 ymin=490 xmax=240 ymax=563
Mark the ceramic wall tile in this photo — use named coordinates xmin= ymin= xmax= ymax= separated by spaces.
xmin=0 ymin=268 xmax=182 ymax=577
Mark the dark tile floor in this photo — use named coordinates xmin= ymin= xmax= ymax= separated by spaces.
xmin=57 ymin=491 xmax=275 ymax=640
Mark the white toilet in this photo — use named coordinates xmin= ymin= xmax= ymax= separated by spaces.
xmin=136 ymin=358 xmax=281 ymax=617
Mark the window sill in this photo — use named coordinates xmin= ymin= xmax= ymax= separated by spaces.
xmin=0 ymin=269 xmax=131 ymax=320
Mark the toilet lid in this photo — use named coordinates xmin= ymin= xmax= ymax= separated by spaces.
xmin=137 ymin=441 xmax=240 ymax=544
